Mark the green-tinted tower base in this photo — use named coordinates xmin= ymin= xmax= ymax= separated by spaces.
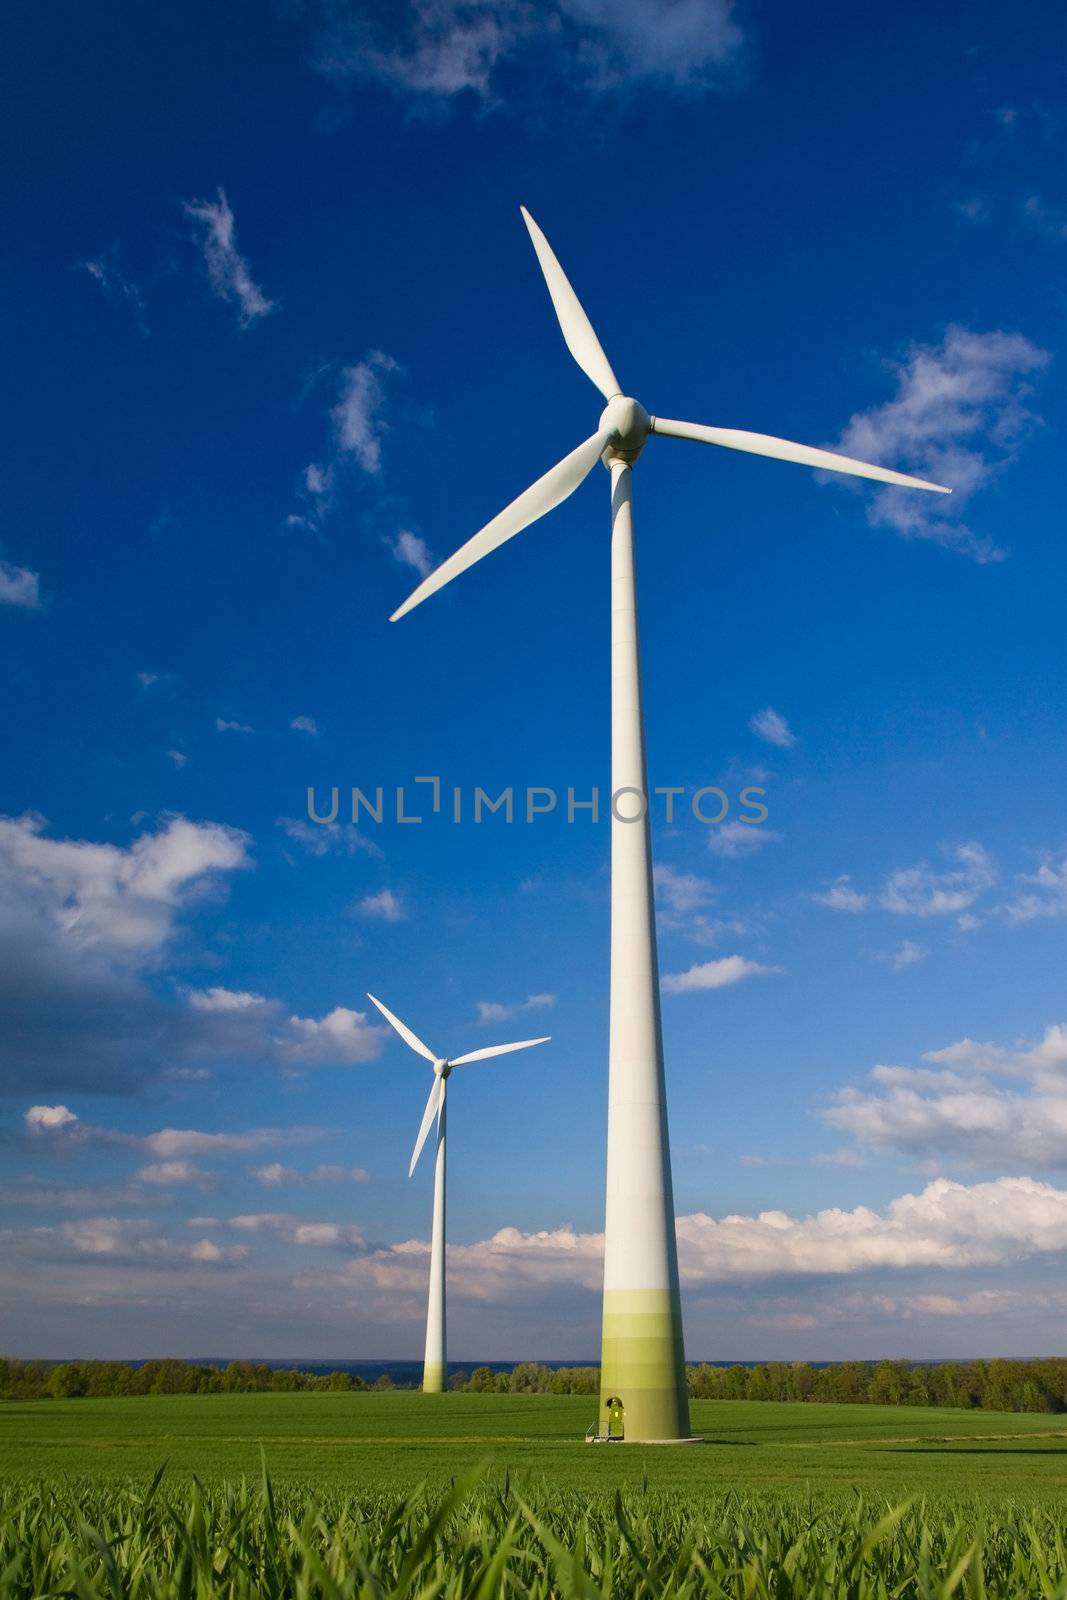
xmin=422 ymin=1362 xmax=446 ymax=1394
xmin=599 ymin=1291 xmax=691 ymax=1441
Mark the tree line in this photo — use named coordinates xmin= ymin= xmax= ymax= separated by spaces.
xmin=0 ymin=1359 xmax=388 ymax=1400
xmin=4 ymin=1356 xmax=1067 ymax=1412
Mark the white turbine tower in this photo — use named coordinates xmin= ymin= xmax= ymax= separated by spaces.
xmin=388 ymin=210 xmax=949 ymax=1441
xmin=368 ymin=992 xmax=550 ymax=1394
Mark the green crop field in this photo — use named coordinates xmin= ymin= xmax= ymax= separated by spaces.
xmin=3 ymin=1392 xmax=1067 ymax=1497
xmin=5 ymin=1395 xmax=1067 ymax=1596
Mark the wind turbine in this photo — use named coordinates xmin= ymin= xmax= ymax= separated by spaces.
xmin=367 ymin=992 xmax=550 ymax=1394
xmin=388 ymin=210 xmax=949 ymax=1440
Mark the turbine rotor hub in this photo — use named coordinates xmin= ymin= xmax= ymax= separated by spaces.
xmin=600 ymin=395 xmax=651 ymax=466
xmin=434 ymin=1059 xmax=452 ymax=1078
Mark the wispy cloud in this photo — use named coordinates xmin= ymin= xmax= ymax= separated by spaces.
xmin=135 ymin=1160 xmax=209 ymax=1186
xmin=356 ymin=887 xmax=407 ymax=923
xmin=812 ymin=875 xmax=870 ymax=913
xmin=662 ymin=955 xmax=779 ymax=995
xmin=0 ymin=560 xmax=41 ymax=609
xmin=1023 ymin=194 xmax=1067 ymax=242
xmin=1002 ymin=851 xmax=1067 ymax=923
xmin=22 ymin=1103 xmax=321 ymax=1159
xmin=81 ymin=254 xmax=147 ymax=331
xmin=253 ymin=1162 xmax=369 ymax=1186
xmin=879 ymin=939 xmax=925 ymax=971
xmin=314 ymin=0 xmax=745 ymax=101
xmin=276 ymin=817 xmax=382 ymax=860
xmin=749 ymin=706 xmax=796 ymax=748
xmin=813 ymin=845 xmax=997 ymax=922
xmin=331 ymin=351 xmax=400 ymax=475
xmin=289 ymin=353 xmax=405 ymax=536
xmin=215 ymin=717 xmax=253 ymax=734
xmin=831 ymin=326 xmax=1050 ymax=562
xmin=655 ymin=863 xmax=716 ymax=918
xmin=881 ymin=842 xmax=996 ymax=917
xmin=475 ymin=993 xmax=556 ymax=1024
xmin=290 ymin=715 xmax=318 ymax=736
xmin=184 ymin=188 xmax=275 ymax=327
xmin=707 ymin=820 xmax=780 ymax=859
xmin=387 ymin=530 xmax=434 ymax=577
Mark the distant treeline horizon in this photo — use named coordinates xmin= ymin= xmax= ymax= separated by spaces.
xmin=5 ymin=1356 xmax=1067 ymax=1412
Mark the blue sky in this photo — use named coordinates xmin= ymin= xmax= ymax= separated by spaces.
xmin=3 ymin=0 xmax=1067 ymax=1361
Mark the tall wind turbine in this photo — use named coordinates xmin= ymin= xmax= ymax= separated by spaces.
xmin=388 ymin=210 xmax=949 ymax=1440
xmin=368 ymin=992 xmax=549 ymax=1394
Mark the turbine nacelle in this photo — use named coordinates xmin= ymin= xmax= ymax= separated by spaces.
xmin=600 ymin=395 xmax=651 ymax=466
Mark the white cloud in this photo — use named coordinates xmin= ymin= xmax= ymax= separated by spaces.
xmin=228 ymin=1212 xmax=365 ymax=1250
xmin=0 ymin=561 xmax=41 ymax=609
xmin=280 ymin=1006 xmax=387 ymax=1065
xmin=825 ymin=1024 xmax=1067 ymax=1169
xmin=180 ymin=986 xmax=389 ymax=1070
xmin=317 ymin=0 xmax=744 ymax=99
xmin=215 ymin=717 xmax=253 ymax=734
xmin=276 ymin=817 xmax=382 ymax=860
xmin=1001 ymin=852 xmax=1067 ymax=923
xmin=290 ymin=715 xmax=318 ymax=736
xmin=144 ymin=1127 xmax=302 ymax=1158
xmin=1023 ymin=194 xmax=1067 ymax=243
xmin=881 ymin=841 xmax=996 ymax=917
xmin=954 ymin=197 xmax=990 ymax=224
xmin=253 ymin=1163 xmax=300 ymax=1187
xmin=749 ymin=706 xmax=795 ymax=748
xmin=25 ymin=1104 xmax=78 ymax=1133
xmin=253 ymin=1161 xmax=369 ymax=1186
xmin=82 ymin=256 xmax=146 ymax=328
xmin=316 ymin=1175 xmax=1067 ymax=1306
xmin=880 ymin=940 xmax=925 ymax=970
xmin=332 ymin=351 xmax=400 ymax=474
xmin=706 ymin=821 xmax=780 ymax=859
xmin=54 ymin=1216 xmax=246 ymax=1266
xmin=812 ymin=875 xmax=870 ymax=912
xmin=184 ymin=189 xmax=275 ymax=326
xmin=356 ymin=888 xmax=406 ymax=922
xmin=831 ymin=326 xmax=1050 ymax=563
xmin=654 ymin=863 xmax=715 ymax=918
xmin=0 ymin=812 xmax=250 ymax=961
xmin=185 ymin=985 xmax=267 ymax=1013
xmin=475 ymin=993 xmax=556 ymax=1024
xmin=662 ymin=955 xmax=779 ymax=995
xmin=388 ymin=529 xmax=434 ymax=577
xmin=135 ymin=1160 xmax=208 ymax=1185
xmin=166 ymin=750 xmax=187 ymax=769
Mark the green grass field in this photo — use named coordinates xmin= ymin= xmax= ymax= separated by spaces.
xmin=4 ymin=1391 xmax=1067 ymax=1500
xmin=6 ymin=1396 xmax=1067 ymax=1595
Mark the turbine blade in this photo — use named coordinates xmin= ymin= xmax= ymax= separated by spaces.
xmin=650 ymin=418 xmax=952 ymax=494
xmin=409 ymin=1076 xmax=443 ymax=1176
xmin=451 ymin=1036 xmax=551 ymax=1065
xmin=390 ymin=429 xmax=611 ymax=623
xmin=520 ymin=207 xmax=621 ymax=402
xmin=366 ymin=993 xmax=437 ymax=1063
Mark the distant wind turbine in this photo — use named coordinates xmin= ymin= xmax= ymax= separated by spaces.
xmin=367 ymin=992 xmax=550 ymax=1394
xmin=388 ymin=209 xmax=949 ymax=1440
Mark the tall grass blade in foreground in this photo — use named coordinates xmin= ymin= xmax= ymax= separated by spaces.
xmin=3 ymin=1466 xmax=1067 ymax=1598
